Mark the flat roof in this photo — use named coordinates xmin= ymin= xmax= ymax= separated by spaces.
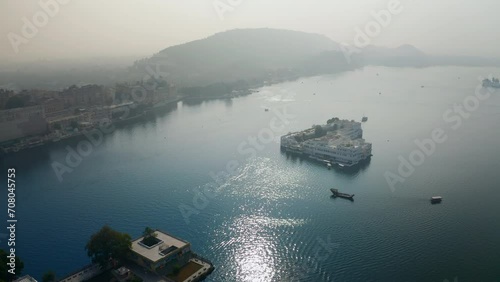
xmin=131 ymin=230 xmax=189 ymax=263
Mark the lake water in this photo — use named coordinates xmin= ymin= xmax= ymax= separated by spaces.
xmin=2 ymin=66 xmax=500 ymax=282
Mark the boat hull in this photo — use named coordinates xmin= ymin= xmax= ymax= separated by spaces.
xmin=330 ymin=188 xmax=354 ymax=200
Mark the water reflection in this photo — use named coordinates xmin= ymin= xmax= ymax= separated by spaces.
xmin=224 ymin=157 xmax=306 ymax=201
xmin=215 ymin=214 xmax=307 ymax=282
xmin=280 ymin=150 xmax=371 ymax=178
xmin=3 ymin=146 xmax=52 ymax=170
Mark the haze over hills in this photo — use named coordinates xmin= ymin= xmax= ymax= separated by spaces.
xmin=2 ymin=28 xmax=500 ymax=91
xmin=131 ymin=28 xmax=344 ymax=86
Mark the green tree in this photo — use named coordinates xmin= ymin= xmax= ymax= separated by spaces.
xmin=314 ymin=125 xmax=325 ymax=137
xmin=42 ymin=270 xmax=56 ymax=282
xmin=5 ymin=95 xmax=26 ymax=109
xmin=0 ymin=249 xmax=24 ymax=281
xmin=142 ymin=227 xmax=158 ymax=245
xmin=70 ymin=120 xmax=79 ymax=129
xmin=172 ymin=264 xmax=181 ymax=275
xmin=143 ymin=227 xmax=157 ymax=239
xmin=85 ymin=225 xmax=132 ymax=268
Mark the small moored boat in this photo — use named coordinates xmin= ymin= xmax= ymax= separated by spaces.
xmin=330 ymin=188 xmax=354 ymax=200
xmin=430 ymin=196 xmax=442 ymax=204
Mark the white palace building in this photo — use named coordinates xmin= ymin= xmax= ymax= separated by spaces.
xmin=280 ymin=118 xmax=372 ymax=167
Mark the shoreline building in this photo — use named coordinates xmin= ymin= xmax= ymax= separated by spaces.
xmin=130 ymin=230 xmax=192 ymax=272
xmin=281 ymin=118 xmax=372 ymax=167
xmin=129 ymin=229 xmax=214 ymax=281
xmin=0 ymin=105 xmax=47 ymax=143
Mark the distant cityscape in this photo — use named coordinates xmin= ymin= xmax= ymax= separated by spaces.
xmin=0 ymin=80 xmax=177 ymax=154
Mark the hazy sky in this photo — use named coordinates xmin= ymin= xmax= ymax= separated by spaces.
xmin=1 ymin=0 xmax=499 ymax=62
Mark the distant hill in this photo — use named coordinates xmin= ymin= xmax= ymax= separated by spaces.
xmin=2 ymin=28 xmax=500 ymax=91
xmin=130 ymin=28 xmax=348 ymax=86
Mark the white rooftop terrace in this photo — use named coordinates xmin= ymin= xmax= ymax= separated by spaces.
xmin=13 ymin=276 xmax=38 ymax=282
xmin=131 ymin=230 xmax=189 ymax=263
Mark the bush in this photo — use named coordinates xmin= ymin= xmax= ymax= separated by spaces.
xmin=172 ymin=265 xmax=181 ymax=275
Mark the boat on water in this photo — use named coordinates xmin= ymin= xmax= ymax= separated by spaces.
xmin=27 ymin=140 xmax=44 ymax=148
xmin=431 ymin=196 xmax=442 ymax=204
xmin=337 ymin=162 xmax=354 ymax=168
xmin=330 ymin=188 xmax=354 ymax=200
xmin=482 ymin=77 xmax=500 ymax=88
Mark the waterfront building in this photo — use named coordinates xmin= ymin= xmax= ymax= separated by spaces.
xmin=42 ymin=98 xmax=65 ymax=115
xmin=47 ymin=113 xmax=88 ymax=131
xmin=58 ymin=264 xmax=104 ymax=282
xmin=130 ymin=230 xmax=193 ymax=272
xmin=60 ymin=85 xmax=113 ymax=108
xmin=129 ymin=229 xmax=213 ymax=281
xmin=91 ymin=106 xmax=112 ymax=124
xmin=281 ymin=119 xmax=372 ymax=166
xmin=302 ymin=136 xmax=372 ymax=166
xmin=0 ymin=105 xmax=47 ymax=143
xmin=0 ymin=89 xmax=15 ymax=109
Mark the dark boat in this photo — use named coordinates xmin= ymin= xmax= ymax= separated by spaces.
xmin=430 ymin=196 xmax=442 ymax=204
xmin=330 ymin=188 xmax=354 ymax=200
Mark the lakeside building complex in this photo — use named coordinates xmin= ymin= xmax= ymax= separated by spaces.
xmin=0 ymin=105 xmax=47 ymax=143
xmin=129 ymin=229 xmax=214 ymax=282
xmin=54 ymin=229 xmax=213 ymax=282
xmin=0 ymin=82 xmax=177 ymax=154
xmin=281 ymin=118 xmax=372 ymax=167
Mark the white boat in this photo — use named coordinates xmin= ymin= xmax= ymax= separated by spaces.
xmin=431 ymin=196 xmax=442 ymax=204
